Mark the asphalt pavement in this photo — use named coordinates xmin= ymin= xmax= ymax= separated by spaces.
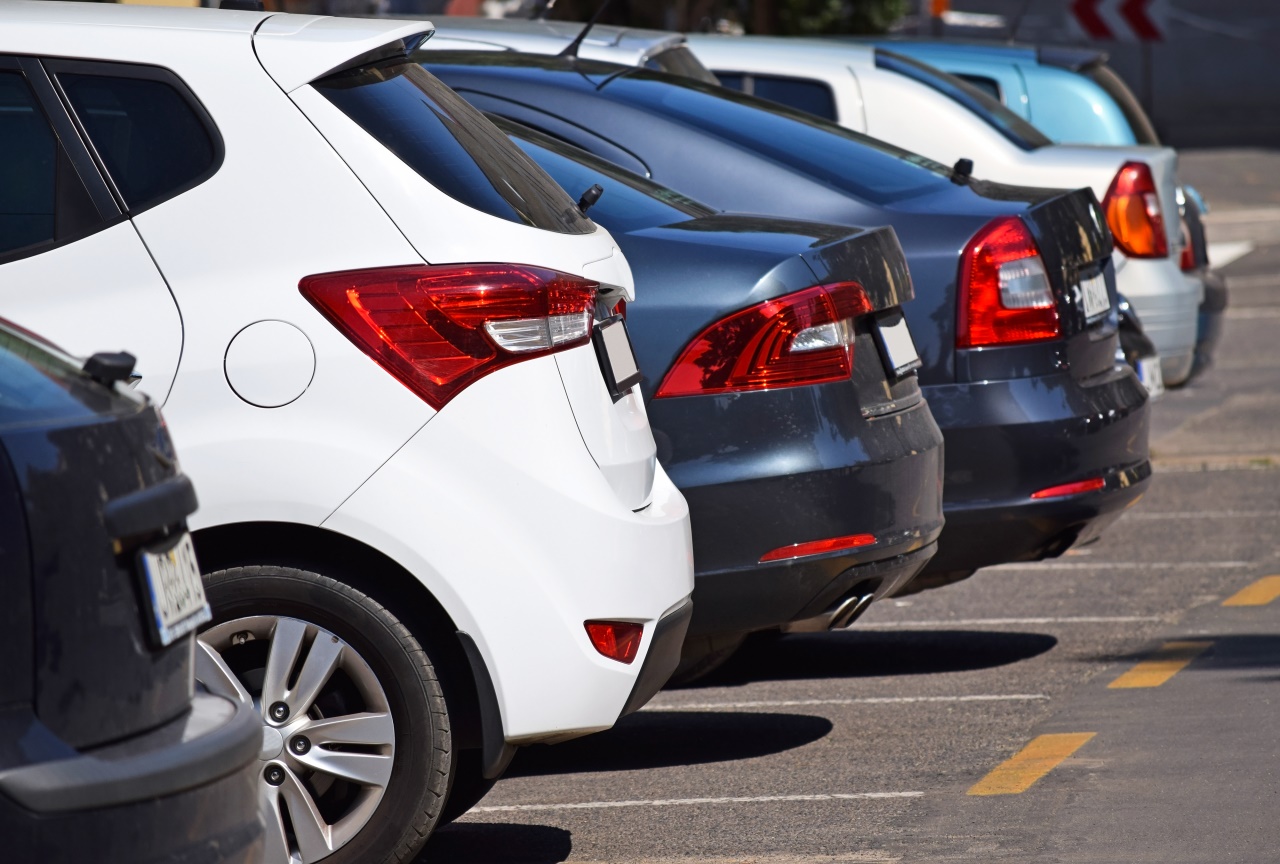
xmin=422 ymin=149 xmax=1280 ymax=864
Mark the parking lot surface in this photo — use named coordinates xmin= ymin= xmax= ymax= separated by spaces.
xmin=424 ymin=150 xmax=1280 ymax=864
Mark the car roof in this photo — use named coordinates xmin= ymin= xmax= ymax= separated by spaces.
xmin=424 ymin=15 xmax=685 ymax=63
xmin=684 ymin=34 xmax=879 ymax=71
xmin=0 ymin=0 xmax=269 ymax=34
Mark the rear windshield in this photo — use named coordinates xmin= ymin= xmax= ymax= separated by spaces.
xmin=644 ymin=45 xmax=720 ymax=85
xmin=1084 ymin=64 xmax=1161 ymax=145
xmin=0 ymin=321 xmax=122 ymax=428
xmin=495 ymin=117 xmax=714 ymax=235
xmin=605 ymin=69 xmax=952 ymax=206
xmin=875 ymin=50 xmax=1053 ymax=151
xmin=315 ymin=60 xmax=593 ymax=234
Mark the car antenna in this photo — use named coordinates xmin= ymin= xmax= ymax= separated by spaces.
xmin=557 ymin=0 xmax=614 ymax=60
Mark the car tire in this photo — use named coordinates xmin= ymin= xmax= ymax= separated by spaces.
xmin=438 ymin=748 xmax=500 ymax=825
xmin=197 ymin=566 xmax=451 ymax=864
xmin=667 ymin=632 xmax=747 ymax=686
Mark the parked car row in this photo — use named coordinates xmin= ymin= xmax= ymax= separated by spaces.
xmin=0 ymin=3 xmax=1219 ymax=862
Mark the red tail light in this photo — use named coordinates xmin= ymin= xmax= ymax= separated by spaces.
xmin=1179 ymin=218 xmax=1196 ymax=271
xmin=1030 ymin=477 xmax=1106 ymax=500
xmin=585 ymin=621 xmax=644 ymax=664
xmin=759 ymin=532 xmax=876 ymax=563
xmin=654 ymin=282 xmax=871 ymax=398
xmin=1103 ymin=162 xmax=1168 ymax=259
xmin=957 ymin=216 xmax=1060 ymax=349
xmin=301 ymin=264 xmax=597 ymax=409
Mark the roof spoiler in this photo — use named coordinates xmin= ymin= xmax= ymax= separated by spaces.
xmin=1036 ymin=45 xmax=1108 ymax=72
xmin=255 ymin=17 xmax=435 ymax=92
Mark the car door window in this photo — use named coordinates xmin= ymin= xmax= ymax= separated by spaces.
xmin=0 ymin=70 xmax=102 ymax=263
xmin=713 ymin=72 xmax=838 ymax=121
xmin=55 ymin=66 xmax=219 ymax=213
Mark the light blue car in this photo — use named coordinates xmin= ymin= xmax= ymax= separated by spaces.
xmin=861 ymin=39 xmax=1225 ymax=378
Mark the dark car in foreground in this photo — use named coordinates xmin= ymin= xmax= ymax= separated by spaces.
xmin=497 ymin=118 xmax=944 ymax=674
xmin=0 ymin=321 xmax=262 ymax=863
xmin=425 ymin=52 xmax=1152 ymax=591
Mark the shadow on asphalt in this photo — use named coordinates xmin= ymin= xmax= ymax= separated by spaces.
xmin=1082 ymin=633 xmax=1280 ymax=677
xmin=686 ymin=629 xmax=1059 ymax=687
xmin=422 ymin=823 xmax=571 ymax=863
xmin=504 ymin=710 xmax=832 ymax=777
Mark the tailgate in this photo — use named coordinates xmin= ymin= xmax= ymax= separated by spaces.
xmin=799 ymin=224 xmax=915 ymax=312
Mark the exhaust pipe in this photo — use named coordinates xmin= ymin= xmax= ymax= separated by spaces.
xmin=781 ymin=589 xmax=877 ymax=634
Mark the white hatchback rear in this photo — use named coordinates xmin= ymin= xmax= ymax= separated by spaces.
xmin=0 ymin=4 xmax=693 ymax=862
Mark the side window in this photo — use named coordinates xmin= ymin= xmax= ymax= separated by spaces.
xmin=0 ymin=70 xmax=101 ymax=263
xmin=750 ymin=75 xmax=838 ymax=122
xmin=715 ymin=73 xmax=746 ymax=92
xmin=956 ymin=74 xmax=1003 ymax=103
xmin=56 ymin=68 xmax=218 ymax=213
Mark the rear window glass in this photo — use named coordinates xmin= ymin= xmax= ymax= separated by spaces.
xmin=605 ymin=70 xmax=951 ymax=206
xmin=497 ymin=118 xmax=714 ymax=235
xmin=0 ymin=72 xmax=55 ymax=256
xmin=1085 ymin=64 xmax=1160 ymax=145
xmin=714 ymin=72 xmax=838 ymax=121
xmin=59 ymin=71 xmax=216 ymax=212
xmin=875 ymin=50 xmax=1052 ymax=151
xmin=955 ymin=73 xmax=1002 ymax=102
xmin=316 ymin=61 xmax=593 ymax=235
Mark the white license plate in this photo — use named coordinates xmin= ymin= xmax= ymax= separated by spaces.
xmin=593 ymin=317 xmax=642 ymax=400
xmin=873 ymin=309 xmax=922 ymax=377
xmin=1136 ymin=356 xmax=1165 ymax=399
xmin=140 ymin=532 xmax=211 ymax=647
xmin=1081 ymin=272 xmax=1110 ymax=320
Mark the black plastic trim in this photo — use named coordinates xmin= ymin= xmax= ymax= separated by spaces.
xmin=0 ymin=693 xmax=259 ymax=813
xmin=456 ymin=632 xmax=516 ymax=780
xmin=620 ymin=599 xmax=693 ymax=716
xmin=103 ymin=474 xmax=198 ymax=540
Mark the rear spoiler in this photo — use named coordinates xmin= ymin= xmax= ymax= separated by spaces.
xmin=255 ymin=16 xmax=435 ymax=92
xmin=1036 ymin=45 xmax=1107 ymax=72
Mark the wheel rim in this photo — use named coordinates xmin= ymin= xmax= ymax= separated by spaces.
xmin=198 ymin=615 xmax=395 ymax=864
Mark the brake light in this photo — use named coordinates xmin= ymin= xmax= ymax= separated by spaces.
xmin=584 ymin=621 xmax=644 ymax=664
xmin=1103 ymin=162 xmax=1168 ymax=259
xmin=957 ymin=217 xmax=1060 ymax=349
xmin=1179 ymin=218 xmax=1195 ymax=271
xmin=759 ymin=532 xmax=876 ymax=563
xmin=301 ymin=264 xmax=597 ymax=409
xmin=654 ymin=282 xmax=871 ymax=398
xmin=1030 ymin=477 xmax=1106 ymax=499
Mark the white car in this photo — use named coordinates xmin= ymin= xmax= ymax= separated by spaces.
xmin=0 ymin=4 xmax=694 ymax=862
xmin=685 ymin=35 xmax=1203 ymax=385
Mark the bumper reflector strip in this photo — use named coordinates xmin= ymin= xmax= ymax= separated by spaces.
xmin=759 ymin=533 xmax=876 ymax=563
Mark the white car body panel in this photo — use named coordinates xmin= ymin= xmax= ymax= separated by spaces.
xmin=685 ymin=34 xmax=1199 ymax=382
xmin=0 ymin=2 xmax=692 ymax=746
xmin=421 ymin=16 xmax=689 ymax=68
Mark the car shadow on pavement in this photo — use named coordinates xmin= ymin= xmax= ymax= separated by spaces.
xmin=422 ymin=823 xmax=571 ymax=864
xmin=1082 ymin=633 xmax=1280 ymax=679
xmin=504 ymin=710 xmax=833 ymax=777
xmin=688 ymin=629 xmax=1058 ymax=687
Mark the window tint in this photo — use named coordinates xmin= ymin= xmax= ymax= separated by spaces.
xmin=59 ymin=71 xmax=216 ymax=211
xmin=497 ymin=118 xmax=714 ymax=235
xmin=715 ymin=72 xmax=745 ymax=92
xmin=0 ymin=72 xmax=55 ymax=256
xmin=751 ymin=75 xmax=838 ymax=121
xmin=875 ymin=50 xmax=1052 ymax=151
xmin=606 ymin=70 xmax=951 ymax=206
xmin=316 ymin=60 xmax=593 ymax=234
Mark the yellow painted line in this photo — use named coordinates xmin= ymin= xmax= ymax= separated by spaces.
xmin=1223 ymin=575 xmax=1280 ymax=607
xmin=1108 ymin=641 xmax=1213 ymax=689
xmin=967 ymin=733 xmax=1095 ymax=796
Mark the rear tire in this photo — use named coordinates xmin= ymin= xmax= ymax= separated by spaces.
xmin=198 ymin=566 xmax=451 ymax=864
xmin=438 ymin=748 xmax=500 ymax=825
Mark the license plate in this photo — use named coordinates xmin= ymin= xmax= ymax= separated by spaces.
xmin=592 ymin=316 xmax=643 ymax=401
xmin=1080 ymin=272 xmax=1110 ymax=320
xmin=1136 ymin=356 xmax=1165 ymax=399
xmin=139 ymin=532 xmax=210 ymax=647
xmin=873 ymin=309 xmax=922 ymax=378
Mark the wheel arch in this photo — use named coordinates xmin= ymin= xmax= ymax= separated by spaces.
xmin=192 ymin=520 xmax=495 ymax=758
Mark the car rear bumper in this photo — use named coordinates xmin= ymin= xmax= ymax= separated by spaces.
xmin=0 ymin=693 xmax=262 ymax=862
xmin=924 ymin=361 xmax=1151 ymax=574
xmin=1116 ymin=256 xmax=1202 ymax=385
xmin=650 ymin=385 xmax=944 ymax=637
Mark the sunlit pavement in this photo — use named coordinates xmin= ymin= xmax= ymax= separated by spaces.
xmin=423 ymin=149 xmax=1280 ymax=864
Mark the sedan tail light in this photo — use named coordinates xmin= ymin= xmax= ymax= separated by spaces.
xmin=1179 ymin=218 xmax=1196 ymax=271
xmin=1103 ymin=162 xmax=1169 ymax=259
xmin=957 ymin=216 xmax=1060 ymax=349
xmin=654 ymin=282 xmax=871 ymax=398
xmin=301 ymin=264 xmax=597 ymax=409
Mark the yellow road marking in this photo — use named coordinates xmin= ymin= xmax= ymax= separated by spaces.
xmin=967 ymin=733 xmax=1095 ymax=796
xmin=1108 ymin=641 xmax=1213 ymax=689
xmin=1222 ymin=575 xmax=1280 ymax=607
